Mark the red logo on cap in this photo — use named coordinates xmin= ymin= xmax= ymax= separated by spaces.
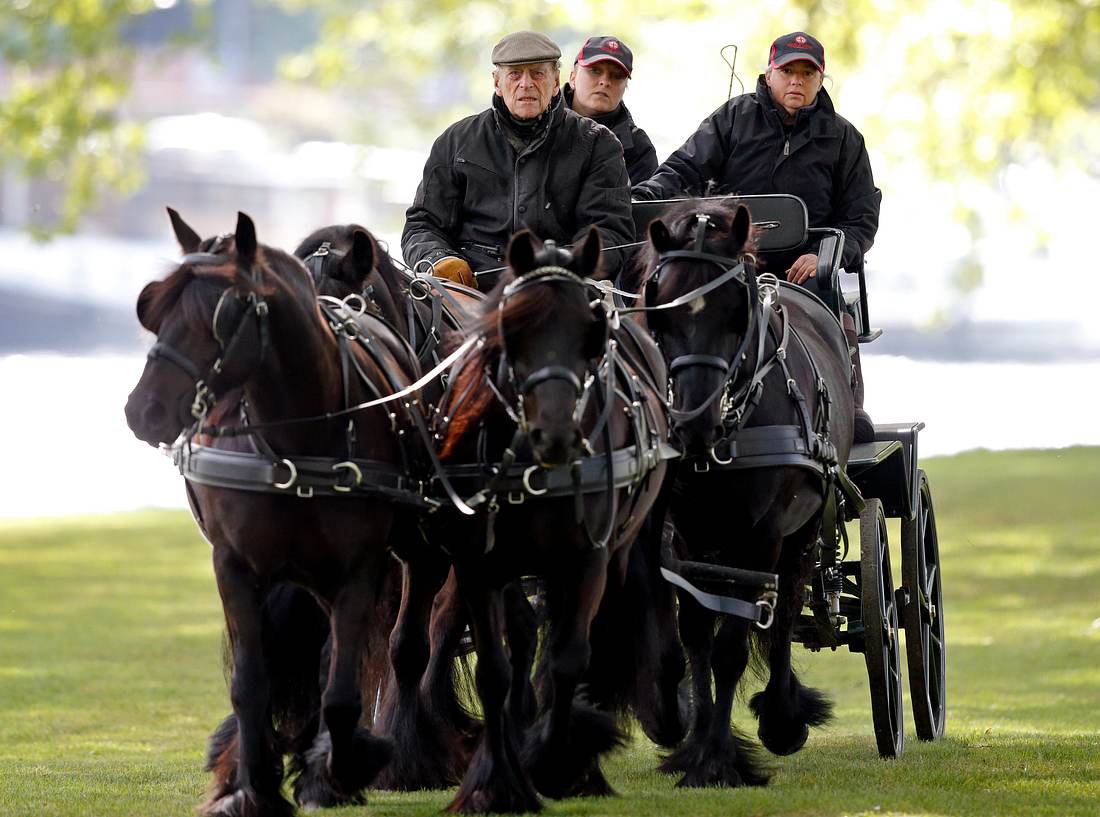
xmin=606 ymin=40 xmax=620 ymax=50
xmin=795 ymin=35 xmax=807 ymax=44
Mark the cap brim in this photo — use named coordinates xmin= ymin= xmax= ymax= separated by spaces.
xmin=576 ymin=55 xmax=631 ymax=77
xmin=770 ymin=53 xmax=823 ymax=71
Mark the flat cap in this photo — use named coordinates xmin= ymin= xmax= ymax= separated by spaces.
xmin=491 ymin=30 xmax=561 ymax=66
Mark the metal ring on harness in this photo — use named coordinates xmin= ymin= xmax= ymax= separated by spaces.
xmin=522 ymin=465 xmax=549 ymax=496
xmin=408 ymin=276 xmax=433 ymax=300
xmin=332 ymin=461 xmax=363 ymax=492
xmin=709 ymin=443 xmax=734 ymax=466
xmin=756 ymin=594 xmax=777 ymax=630
xmin=273 ymin=458 xmax=298 ymax=490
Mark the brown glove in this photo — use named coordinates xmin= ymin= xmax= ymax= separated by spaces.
xmin=432 ymin=256 xmax=477 ymax=289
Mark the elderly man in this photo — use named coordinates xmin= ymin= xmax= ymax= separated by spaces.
xmin=563 ymin=36 xmax=657 ymax=185
xmin=632 ymin=31 xmax=881 ymax=441
xmin=402 ymin=30 xmax=634 ymax=290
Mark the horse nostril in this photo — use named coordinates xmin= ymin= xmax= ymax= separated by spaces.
xmin=142 ymin=400 xmax=167 ymax=432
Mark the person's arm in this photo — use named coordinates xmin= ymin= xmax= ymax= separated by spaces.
xmin=401 ymin=132 xmax=464 ymax=273
xmin=832 ymin=125 xmax=881 ymax=273
xmin=631 ymin=102 xmax=734 ymax=201
xmin=573 ymin=129 xmax=634 ymax=277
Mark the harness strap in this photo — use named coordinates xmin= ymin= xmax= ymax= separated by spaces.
xmin=439 ymin=442 xmax=678 ymax=501
xmin=659 ymin=567 xmax=775 ymax=626
xmin=176 ymin=443 xmax=430 ymax=507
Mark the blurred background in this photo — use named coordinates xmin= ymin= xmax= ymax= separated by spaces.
xmin=3 ymin=0 xmax=1099 ymax=518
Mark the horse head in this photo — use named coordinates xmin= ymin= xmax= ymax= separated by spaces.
xmin=125 ymin=209 xmax=312 ymax=446
xmin=640 ymin=200 xmax=754 ymax=456
xmin=494 ymin=226 xmax=608 ymax=466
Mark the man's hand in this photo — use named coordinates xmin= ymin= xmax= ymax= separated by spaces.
xmin=432 ymin=256 xmax=477 ymax=289
xmin=785 ymin=253 xmax=818 ymax=285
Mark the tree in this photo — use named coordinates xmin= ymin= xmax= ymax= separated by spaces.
xmin=0 ymin=1 xmax=163 ymax=234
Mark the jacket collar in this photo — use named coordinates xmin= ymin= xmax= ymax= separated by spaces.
xmin=492 ymin=90 xmax=563 ymax=145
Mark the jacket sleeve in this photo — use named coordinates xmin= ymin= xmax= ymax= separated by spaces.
xmin=573 ymin=128 xmax=634 ymax=277
xmin=626 ymin=126 xmax=659 ymax=186
xmin=832 ymin=125 xmax=881 ymax=273
xmin=631 ymin=102 xmax=734 ymax=201
xmin=401 ymin=132 xmax=464 ymax=272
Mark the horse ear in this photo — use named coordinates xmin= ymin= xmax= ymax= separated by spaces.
xmin=166 ymin=207 xmax=201 ymax=254
xmin=648 ymin=219 xmax=676 ymax=254
xmin=507 ymin=229 xmax=539 ymax=276
xmin=575 ymin=225 xmax=603 ymax=279
xmin=730 ymin=205 xmax=752 ymax=252
xmin=340 ymin=229 xmax=375 ymax=288
xmin=235 ymin=212 xmax=257 ymax=269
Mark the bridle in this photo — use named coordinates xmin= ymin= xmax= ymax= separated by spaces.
xmin=625 ymin=214 xmax=771 ymax=429
xmin=494 ymin=254 xmax=612 ymax=433
xmin=146 ymin=244 xmax=271 ymax=424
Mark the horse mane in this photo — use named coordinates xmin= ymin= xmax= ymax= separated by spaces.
xmin=438 ymin=274 xmax=560 ymax=459
xmin=138 ymin=239 xmax=308 ymax=336
xmin=627 ymin=198 xmax=757 ymax=295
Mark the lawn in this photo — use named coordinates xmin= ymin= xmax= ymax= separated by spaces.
xmin=2 ymin=447 xmax=1099 ymax=816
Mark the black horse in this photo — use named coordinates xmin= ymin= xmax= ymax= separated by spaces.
xmin=433 ymin=228 xmax=673 ymax=813
xmin=125 ymin=211 xmax=428 ymax=816
xmin=290 ymin=223 xmax=492 ymax=791
xmin=634 ymin=199 xmax=855 ymax=787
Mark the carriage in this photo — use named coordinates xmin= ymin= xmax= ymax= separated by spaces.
xmin=631 ymin=193 xmax=946 ymax=759
xmin=127 ymin=190 xmax=946 ymax=815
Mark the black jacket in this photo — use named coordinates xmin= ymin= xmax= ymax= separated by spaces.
xmin=632 ymin=76 xmax=881 ymax=273
xmin=563 ymin=83 xmax=658 ymax=186
xmin=402 ymin=93 xmax=634 ymax=287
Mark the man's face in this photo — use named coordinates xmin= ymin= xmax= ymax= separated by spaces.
xmin=765 ymin=60 xmax=823 ymax=116
xmin=494 ymin=62 xmax=560 ymax=120
xmin=568 ymin=61 xmax=629 ymax=117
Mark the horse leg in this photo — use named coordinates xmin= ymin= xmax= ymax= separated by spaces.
xmin=503 ymin=581 xmax=539 ymax=729
xmin=202 ymin=551 xmax=292 ymax=817
xmin=447 ymin=572 xmax=541 ymax=815
xmin=659 ymin=590 xmax=717 ymax=778
xmin=374 ymin=554 xmax=460 ymax=790
xmin=750 ymin=535 xmax=833 ymax=755
xmin=423 ymin=568 xmax=480 ymax=748
xmin=524 ymin=550 xmax=624 ymax=799
xmin=296 ymin=569 xmax=393 ymax=809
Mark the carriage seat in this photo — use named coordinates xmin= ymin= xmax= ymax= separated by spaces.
xmin=631 ymin=194 xmax=880 ymax=343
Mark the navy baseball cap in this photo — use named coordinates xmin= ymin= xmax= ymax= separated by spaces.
xmin=575 ymin=36 xmax=633 ymax=77
xmin=768 ymin=32 xmax=825 ymax=72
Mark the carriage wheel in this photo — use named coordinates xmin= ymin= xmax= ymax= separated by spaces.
xmin=860 ymin=498 xmax=904 ymax=759
xmin=902 ymin=470 xmax=946 ymax=740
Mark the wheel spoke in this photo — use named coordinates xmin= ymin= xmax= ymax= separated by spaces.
xmin=925 ymin=564 xmax=938 ymax=595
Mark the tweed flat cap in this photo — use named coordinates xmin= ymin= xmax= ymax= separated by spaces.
xmin=491 ymin=31 xmax=561 ymax=66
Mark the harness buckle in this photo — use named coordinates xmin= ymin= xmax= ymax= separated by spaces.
xmin=693 ymin=459 xmax=711 ymax=473
xmin=507 ymin=491 xmax=526 ymax=505
xmin=332 ymin=461 xmax=363 ymax=493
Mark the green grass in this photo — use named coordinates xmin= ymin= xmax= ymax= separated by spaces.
xmin=2 ymin=448 xmax=1100 ymax=816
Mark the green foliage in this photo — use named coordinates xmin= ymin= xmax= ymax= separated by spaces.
xmin=2 ymin=448 xmax=1100 ymax=815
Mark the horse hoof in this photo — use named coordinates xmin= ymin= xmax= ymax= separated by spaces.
xmin=760 ymin=722 xmax=809 ymax=756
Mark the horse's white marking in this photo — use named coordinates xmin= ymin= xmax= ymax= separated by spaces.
xmin=689 ymin=296 xmax=706 ymax=315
